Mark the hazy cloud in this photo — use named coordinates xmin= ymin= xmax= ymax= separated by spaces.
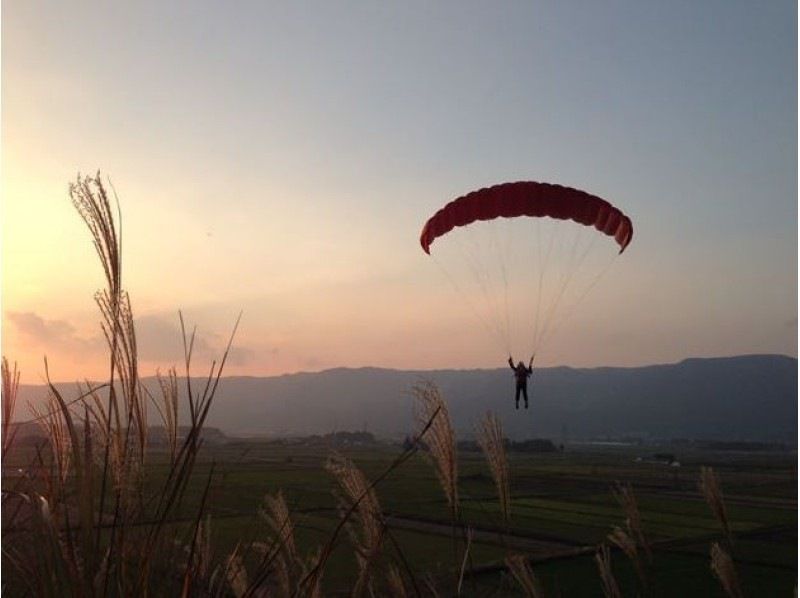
xmin=7 ymin=311 xmax=255 ymax=368
xmin=135 ymin=315 xmax=203 ymax=362
xmin=7 ymin=311 xmax=103 ymax=353
xmin=226 ymin=346 xmax=256 ymax=366
xmin=135 ymin=314 xmax=255 ymax=366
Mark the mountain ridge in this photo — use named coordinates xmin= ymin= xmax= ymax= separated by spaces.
xmin=15 ymin=354 xmax=797 ymax=442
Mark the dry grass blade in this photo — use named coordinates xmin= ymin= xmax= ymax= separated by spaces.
xmin=272 ymin=550 xmax=292 ymax=598
xmin=296 ymin=406 xmax=440 ymax=597
xmin=226 ymin=548 xmax=249 ymax=598
xmin=456 ymin=527 xmax=474 ymax=596
xmin=148 ymin=368 xmax=180 ymax=464
xmin=146 ymin=313 xmax=240 ymax=541
xmin=260 ymin=491 xmax=298 ymax=563
xmin=607 ymin=526 xmax=647 ymax=588
xmin=710 ymin=543 xmax=744 ymax=598
xmin=194 ymin=515 xmax=213 ymax=581
xmin=422 ymin=576 xmax=442 ymax=598
xmin=611 ymin=482 xmax=649 ymax=559
xmin=699 ymin=466 xmax=732 ymax=545
xmin=70 ymin=172 xmax=121 ymax=302
xmin=595 ymin=544 xmax=622 ymax=598
xmin=44 ymin=358 xmax=98 ymax=590
xmin=30 ymin=393 xmax=73 ymax=492
xmin=608 ymin=481 xmax=649 ymax=591
xmin=386 ymin=565 xmax=408 ymax=598
xmin=327 ymin=452 xmax=385 ymax=597
xmin=326 ymin=453 xmax=383 ymax=547
xmin=2 ymin=357 xmax=20 ymax=460
xmin=607 ymin=526 xmax=636 ymax=562
xmin=70 ymin=172 xmax=126 ymax=596
xmin=296 ymin=548 xmax=324 ymax=598
xmin=477 ymin=411 xmax=510 ymax=525
xmin=505 ymin=554 xmax=544 ymax=598
xmin=251 ymin=491 xmax=301 ymax=598
xmin=412 ymin=380 xmax=458 ymax=518
xmin=96 ymin=289 xmax=146 ymax=463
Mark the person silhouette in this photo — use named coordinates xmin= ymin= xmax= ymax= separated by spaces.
xmin=508 ymin=355 xmax=534 ymax=409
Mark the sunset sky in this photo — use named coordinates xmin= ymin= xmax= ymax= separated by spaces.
xmin=2 ymin=1 xmax=797 ymax=382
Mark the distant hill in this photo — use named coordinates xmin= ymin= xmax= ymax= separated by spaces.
xmin=14 ymin=355 xmax=797 ymax=442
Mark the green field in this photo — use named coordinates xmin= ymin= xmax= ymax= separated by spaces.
xmin=3 ymin=440 xmax=796 ymax=596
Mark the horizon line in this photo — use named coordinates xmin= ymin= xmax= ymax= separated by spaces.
xmin=20 ymin=352 xmax=797 ymax=386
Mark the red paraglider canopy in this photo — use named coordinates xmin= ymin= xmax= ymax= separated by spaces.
xmin=420 ymin=181 xmax=633 ymax=255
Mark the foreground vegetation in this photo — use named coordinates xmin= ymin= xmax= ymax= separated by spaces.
xmin=1 ymin=174 xmax=796 ymax=596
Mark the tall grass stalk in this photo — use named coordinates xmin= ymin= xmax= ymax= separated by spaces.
xmin=505 ymin=554 xmax=544 ymax=598
xmin=477 ymin=411 xmax=510 ymax=525
xmin=699 ymin=466 xmax=732 ymax=546
xmin=412 ymin=380 xmax=462 ymax=588
xmin=455 ymin=526 xmax=474 ymax=596
xmin=225 ymin=548 xmax=249 ymax=598
xmin=610 ymin=482 xmax=649 ymax=559
xmin=327 ymin=452 xmax=386 ymax=597
xmin=2 ymin=357 xmax=20 ymax=461
xmin=386 ymin=564 xmax=408 ymax=598
xmin=151 ymin=367 xmax=180 ymax=464
xmin=295 ymin=403 xmax=441 ymax=597
xmin=412 ymin=381 xmax=458 ymax=519
xmin=595 ymin=544 xmax=622 ymax=598
xmin=252 ymin=491 xmax=301 ymax=597
xmin=607 ymin=482 xmax=649 ymax=591
xmin=710 ymin=542 xmax=744 ymax=598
